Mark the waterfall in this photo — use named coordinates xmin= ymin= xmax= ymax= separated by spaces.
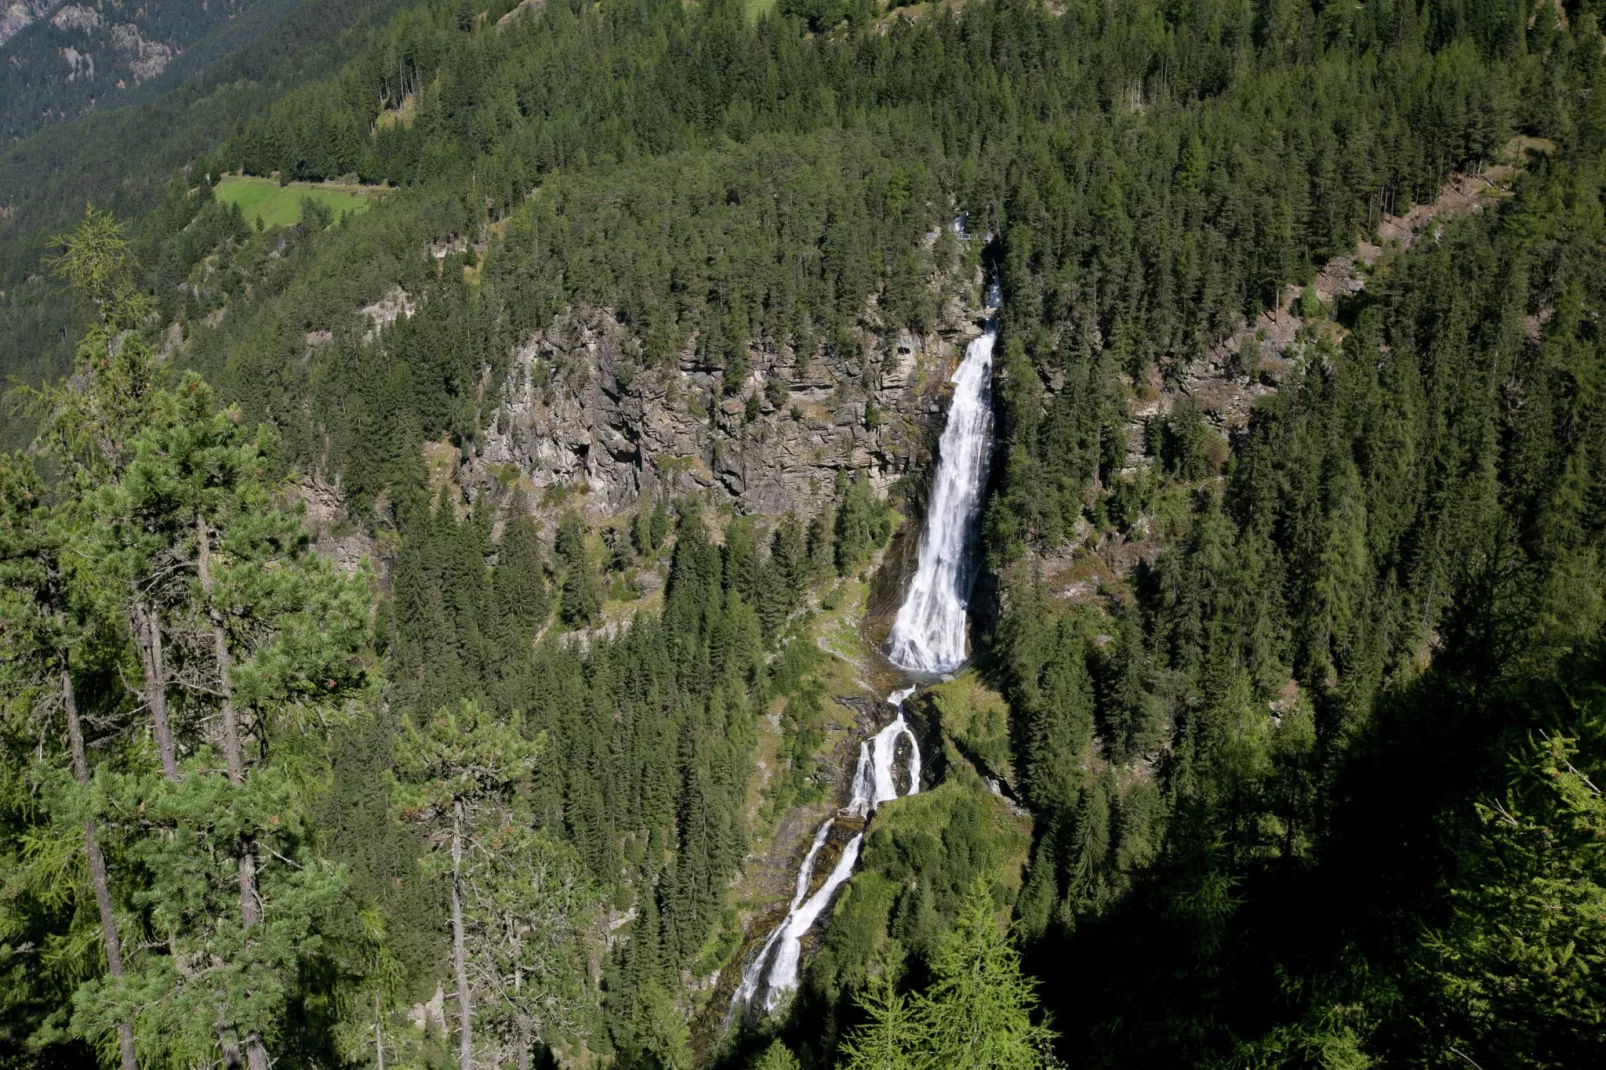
xmin=871 ymin=686 xmax=921 ymax=806
xmin=728 ymin=284 xmax=997 ymax=1022
xmin=727 ymin=689 xmax=923 ymax=1018
xmin=884 ymin=314 xmax=997 ymax=674
xmin=760 ymin=831 xmax=864 ymax=1006
xmin=726 ymin=819 xmax=835 ymax=1012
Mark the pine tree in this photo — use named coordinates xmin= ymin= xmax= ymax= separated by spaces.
xmin=913 ymin=882 xmax=1058 ymax=1070
xmin=771 ymin=511 xmax=808 ymax=601
xmin=460 ymin=824 xmax=597 ymax=1070
xmin=72 ymin=373 xmax=373 ymax=1070
xmin=1020 ymin=621 xmax=1095 ymax=817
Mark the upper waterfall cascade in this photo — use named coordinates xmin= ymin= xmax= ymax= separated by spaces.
xmin=884 ymin=313 xmax=998 ymax=673
xmin=727 ymin=287 xmax=997 ymax=1020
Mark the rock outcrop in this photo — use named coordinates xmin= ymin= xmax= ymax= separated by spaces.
xmin=0 ymin=0 xmax=60 ymax=50
xmin=472 ymin=282 xmax=988 ymax=523
xmin=1116 ymin=169 xmax=1511 ymax=473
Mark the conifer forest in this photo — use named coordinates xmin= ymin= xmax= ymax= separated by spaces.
xmin=1 ymin=0 xmax=1604 ymax=1067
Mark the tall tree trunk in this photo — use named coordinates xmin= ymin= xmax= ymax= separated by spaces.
xmin=130 ymin=602 xmax=179 ymax=782
xmin=197 ymin=516 xmax=270 ymax=1070
xmin=62 ymin=666 xmax=139 ymax=1070
xmin=452 ymin=801 xmax=473 ymax=1070
xmin=375 ymin=992 xmax=386 ymax=1070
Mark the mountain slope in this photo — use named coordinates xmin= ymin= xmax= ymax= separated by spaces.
xmin=0 ymin=0 xmax=302 ymax=143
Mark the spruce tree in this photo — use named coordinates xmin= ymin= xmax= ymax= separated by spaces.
xmin=494 ymin=498 xmax=550 ymax=648
xmin=556 ymin=510 xmax=602 ymax=626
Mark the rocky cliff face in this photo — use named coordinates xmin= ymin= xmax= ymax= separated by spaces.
xmin=469 ymin=278 xmax=989 ymax=524
xmin=0 ymin=0 xmax=58 ymax=50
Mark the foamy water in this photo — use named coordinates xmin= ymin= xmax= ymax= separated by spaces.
xmin=728 ymin=284 xmax=997 ymax=1021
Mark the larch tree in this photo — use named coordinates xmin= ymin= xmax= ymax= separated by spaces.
xmin=913 ymin=882 xmax=1058 ymax=1070
xmin=838 ymin=968 xmax=920 ymax=1070
xmin=0 ymin=206 xmax=173 ymax=1070
xmin=0 ymin=454 xmax=139 ymax=1070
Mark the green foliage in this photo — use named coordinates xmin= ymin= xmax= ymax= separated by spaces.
xmin=556 ymin=510 xmax=603 ymax=627
xmin=0 ymin=260 xmax=377 ymax=1069
xmin=839 ymin=882 xmax=1057 ymax=1070
xmin=810 ymin=775 xmax=1030 ymax=1004
xmin=777 ymin=0 xmax=870 ymax=35
xmin=1417 ymin=732 xmax=1606 ymax=1067
xmin=2 ymin=0 xmax=1604 ymax=1063
xmin=751 ymin=1039 xmax=801 ymax=1070
xmin=394 ymin=699 xmax=597 ymax=1063
xmin=45 ymin=206 xmax=155 ymax=334
xmin=838 ymin=971 xmax=918 ymax=1070
xmin=1298 ymin=285 xmax=1321 ymax=320
xmin=626 ymin=981 xmax=692 ymax=1070
xmin=988 ymin=123 xmax=1606 ymax=1070
xmin=834 ymin=472 xmax=892 ymax=576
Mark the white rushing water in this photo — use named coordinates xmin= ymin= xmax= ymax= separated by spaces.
xmin=726 ymin=818 xmax=835 ymax=1011
xmin=883 ymin=315 xmax=998 ymax=674
xmin=729 ymin=689 xmax=923 ymax=1016
xmin=871 ymin=686 xmax=921 ymax=807
xmin=728 ymin=284 xmax=997 ymax=1022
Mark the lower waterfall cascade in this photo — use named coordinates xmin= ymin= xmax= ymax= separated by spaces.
xmin=727 ymin=292 xmax=998 ymax=1020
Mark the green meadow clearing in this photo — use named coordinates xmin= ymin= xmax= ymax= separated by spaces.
xmin=215 ymin=174 xmax=377 ymax=228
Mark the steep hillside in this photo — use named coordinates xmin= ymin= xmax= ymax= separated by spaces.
xmin=0 ymin=0 xmax=418 ymax=453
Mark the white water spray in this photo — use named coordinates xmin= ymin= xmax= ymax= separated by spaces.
xmin=726 ymin=818 xmax=835 ymax=1011
xmin=884 ymin=310 xmax=998 ymax=674
xmin=728 ymin=688 xmax=925 ymax=1016
xmin=871 ymin=686 xmax=921 ymax=806
xmin=728 ymin=283 xmax=997 ymax=1021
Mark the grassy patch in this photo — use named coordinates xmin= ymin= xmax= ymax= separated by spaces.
xmin=815 ymin=578 xmax=873 ymax=667
xmin=865 ymin=773 xmax=1031 ymax=899
xmin=215 ymin=174 xmax=377 ymax=229
xmin=808 ymin=771 xmax=1032 ymax=999
xmin=924 ymin=670 xmax=1014 ymax=783
xmin=373 ymin=93 xmax=417 ymax=131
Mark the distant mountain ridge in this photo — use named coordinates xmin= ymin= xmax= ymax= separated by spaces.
xmin=1 ymin=0 xmax=301 ymax=142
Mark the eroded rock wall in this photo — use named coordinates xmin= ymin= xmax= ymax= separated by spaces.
xmin=472 ymin=284 xmax=988 ymax=523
